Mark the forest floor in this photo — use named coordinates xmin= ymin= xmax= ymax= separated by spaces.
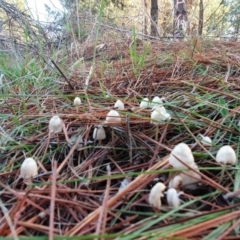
xmin=1 ymin=36 xmax=240 ymax=239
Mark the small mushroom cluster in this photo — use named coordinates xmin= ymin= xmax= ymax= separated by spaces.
xmin=148 ymin=142 xmax=237 ymax=211
xmin=148 ymin=182 xmax=182 ymax=209
xmin=169 ymin=143 xmax=201 ymax=190
xmin=18 ymin=95 xmax=237 ymax=215
xmin=105 ymin=99 xmax=124 ymax=124
xmin=151 ymin=97 xmax=171 ymax=123
xmin=139 ymin=96 xmax=171 ymax=124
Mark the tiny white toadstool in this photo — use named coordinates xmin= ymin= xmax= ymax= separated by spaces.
xmin=105 ymin=110 xmax=121 ymax=124
xmin=151 ymin=105 xmax=171 ymax=141
xmin=140 ymin=98 xmax=150 ymax=108
xmin=73 ymin=97 xmax=81 ymax=106
xmin=150 ymin=96 xmax=163 ymax=108
xmin=169 ymin=175 xmax=182 ymax=190
xmin=148 ymin=182 xmax=166 ymax=210
xmin=167 ymin=188 xmax=181 ymax=208
xmin=20 ymin=157 xmax=38 ymax=179
xmin=73 ymin=97 xmax=81 ymax=112
xmin=49 ymin=115 xmax=63 ymax=134
xmin=114 ymin=99 xmax=124 ymax=110
xmin=151 ymin=106 xmax=171 ymax=124
xmin=93 ymin=124 xmax=106 ymax=140
xmin=198 ymin=134 xmax=212 ymax=146
xmin=169 ymin=143 xmax=195 ymax=169
xmin=180 ymin=164 xmax=201 ymax=189
xmin=216 ymin=145 xmax=236 ymax=165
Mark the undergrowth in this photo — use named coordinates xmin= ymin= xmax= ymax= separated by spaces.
xmin=1 ymin=20 xmax=240 ymax=240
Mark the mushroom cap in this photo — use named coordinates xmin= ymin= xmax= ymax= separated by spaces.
xmin=20 ymin=157 xmax=38 ymax=179
xmin=93 ymin=125 xmax=106 ymax=140
xmin=167 ymin=188 xmax=180 ymax=208
xmin=169 ymin=175 xmax=182 ymax=189
xmin=105 ymin=110 xmax=121 ymax=124
xmin=169 ymin=143 xmax=195 ymax=169
xmin=114 ymin=100 xmax=124 ymax=110
xmin=49 ymin=115 xmax=63 ymax=133
xmin=216 ymin=145 xmax=236 ymax=165
xmin=164 ymin=112 xmax=171 ymax=121
xmin=150 ymin=106 xmax=170 ymax=124
xmin=139 ymin=98 xmax=150 ymax=108
xmin=148 ymin=182 xmax=166 ymax=210
xmin=151 ymin=96 xmax=163 ymax=108
xmin=180 ymin=164 xmax=201 ymax=189
xmin=73 ymin=97 xmax=81 ymax=106
xmin=199 ymin=134 xmax=212 ymax=146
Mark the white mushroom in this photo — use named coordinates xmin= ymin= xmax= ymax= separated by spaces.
xmin=114 ymin=99 xmax=124 ymax=110
xmin=73 ymin=97 xmax=81 ymax=106
xmin=93 ymin=124 xmax=106 ymax=140
xmin=150 ymin=96 xmax=163 ymax=108
xmin=169 ymin=143 xmax=195 ymax=169
xmin=198 ymin=134 xmax=212 ymax=146
xmin=139 ymin=97 xmax=150 ymax=108
xmin=169 ymin=175 xmax=182 ymax=190
xmin=148 ymin=182 xmax=166 ymax=210
xmin=105 ymin=110 xmax=121 ymax=124
xmin=180 ymin=164 xmax=201 ymax=189
xmin=73 ymin=97 xmax=81 ymax=112
xmin=216 ymin=145 xmax=236 ymax=165
xmin=20 ymin=158 xmax=38 ymax=179
xmin=166 ymin=188 xmax=181 ymax=208
xmin=150 ymin=106 xmax=171 ymax=124
xmin=49 ymin=115 xmax=63 ymax=133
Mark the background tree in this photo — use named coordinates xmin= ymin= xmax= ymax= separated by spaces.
xmin=143 ymin=0 xmax=148 ymax=35
xmin=173 ymin=0 xmax=187 ymax=39
xmin=226 ymin=0 xmax=240 ymax=38
xmin=150 ymin=0 xmax=159 ymax=37
xmin=198 ymin=0 xmax=204 ymax=35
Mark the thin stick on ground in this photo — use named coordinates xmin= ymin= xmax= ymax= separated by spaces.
xmin=0 ymin=197 xmax=19 ymax=240
xmin=50 ymin=59 xmax=74 ymax=90
xmin=49 ymin=161 xmax=57 ymax=240
xmin=95 ymin=164 xmax=111 ymax=238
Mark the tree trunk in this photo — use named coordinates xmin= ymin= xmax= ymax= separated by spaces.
xmin=198 ymin=0 xmax=203 ymax=36
xmin=150 ymin=0 xmax=159 ymax=37
xmin=173 ymin=0 xmax=187 ymax=40
xmin=143 ymin=0 xmax=148 ymax=35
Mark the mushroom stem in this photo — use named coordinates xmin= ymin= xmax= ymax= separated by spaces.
xmin=155 ymin=125 xmax=159 ymax=142
xmin=219 ymin=164 xmax=227 ymax=183
xmin=223 ymin=189 xmax=240 ymax=199
xmin=24 ymin=178 xmax=33 ymax=189
xmin=111 ymin=127 xmax=116 ymax=156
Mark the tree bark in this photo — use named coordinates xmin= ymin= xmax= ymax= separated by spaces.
xmin=143 ymin=0 xmax=148 ymax=35
xmin=150 ymin=0 xmax=159 ymax=37
xmin=173 ymin=0 xmax=187 ymax=40
xmin=198 ymin=0 xmax=203 ymax=36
